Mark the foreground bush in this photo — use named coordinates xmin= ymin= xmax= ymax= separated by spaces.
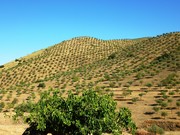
xmin=14 ymin=89 xmax=136 ymax=135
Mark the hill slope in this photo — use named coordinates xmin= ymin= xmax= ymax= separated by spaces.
xmin=0 ymin=32 xmax=179 ymax=90
xmin=0 ymin=32 xmax=180 ymax=129
xmin=0 ymin=37 xmax=144 ymax=88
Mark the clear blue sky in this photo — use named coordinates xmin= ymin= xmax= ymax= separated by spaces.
xmin=0 ymin=0 xmax=180 ymax=65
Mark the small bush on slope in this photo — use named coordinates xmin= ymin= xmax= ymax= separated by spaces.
xmin=14 ymin=89 xmax=136 ymax=135
xmin=148 ymin=124 xmax=164 ymax=135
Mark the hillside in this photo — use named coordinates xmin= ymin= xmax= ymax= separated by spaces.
xmin=0 ymin=32 xmax=180 ymax=133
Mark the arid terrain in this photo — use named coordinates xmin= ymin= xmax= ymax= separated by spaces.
xmin=0 ymin=32 xmax=179 ymax=134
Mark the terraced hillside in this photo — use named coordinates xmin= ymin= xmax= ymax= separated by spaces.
xmin=0 ymin=37 xmax=141 ymax=88
xmin=0 ymin=32 xmax=180 ymax=130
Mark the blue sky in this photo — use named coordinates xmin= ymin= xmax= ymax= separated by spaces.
xmin=0 ymin=0 xmax=180 ymax=65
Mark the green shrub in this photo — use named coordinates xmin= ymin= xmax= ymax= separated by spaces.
xmin=0 ymin=102 xmax=5 ymax=112
xmin=146 ymin=82 xmax=152 ymax=87
xmin=37 ymin=82 xmax=46 ymax=88
xmin=148 ymin=124 xmax=164 ymax=135
xmin=13 ymin=101 xmax=34 ymax=118
xmin=108 ymin=53 xmax=116 ymax=60
xmin=161 ymin=73 xmax=177 ymax=86
xmin=0 ymin=65 xmax=4 ymax=68
xmin=13 ymin=89 xmax=136 ymax=135
xmin=168 ymin=91 xmax=175 ymax=95
xmin=176 ymin=101 xmax=180 ymax=109
xmin=176 ymin=111 xmax=180 ymax=117
xmin=153 ymin=107 xmax=160 ymax=113
xmin=136 ymin=72 xmax=145 ymax=79
xmin=116 ymin=107 xmax=136 ymax=134
xmin=161 ymin=111 xmax=168 ymax=119
xmin=132 ymin=97 xmax=139 ymax=104
xmin=72 ymin=75 xmax=79 ymax=82
xmin=160 ymin=102 xmax=168 ymax=109
xmin=12 ymin=98 xmax=18 ymax=105
xmin=109 ymin=81 xmax=116 ymax=88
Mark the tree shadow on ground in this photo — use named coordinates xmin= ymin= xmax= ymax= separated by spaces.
xmin=22 ymin=125 xmax=46 ymax=135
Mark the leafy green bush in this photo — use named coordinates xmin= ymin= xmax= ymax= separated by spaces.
xmin=0 ymin=65 xmax=4 ymax=68
xmin=146 ymin=82 xmax=152 ymax=87
xmin=116 ymin=107 xmax=136 ymax=134
xmin=108 ymin=53 xmax=116 ymax=60
xmin=148 ymin=124 xmax=164 ymax=135
xmin=161 ymin=111 xmax=168 ymax=119
xmin=176 ymin=111 xmax=180 ymax=117
xmin=14 ymin=89 xmax=136 ymax=135
xmin=131 ymin=97 xmax=139 ymax=104
xmin=160 ymin=73 xmax=177 ymax=86
xmin=37 ymin=82 xmax=46 ymax=88
xmin=176 ymin=101 xmax=180 ymax=109
xmin=72 ymin=75 xmax=79 ymax=82
xmin=153 ymin=107 xmax=160 ymax=113
xmin=0 ymin=102 xmax=5 ymax=112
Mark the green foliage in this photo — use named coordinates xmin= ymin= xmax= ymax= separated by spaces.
xmin=162 ymin=94 xmax=168 ymax=99
xmin=122 ymin=89 xmax=132 ymax=97
xmin=0 ymin=102 xmax=5 ymax=112
xmin=109 ymin=81 xmax=116 ymax=88
xmin=15 ymin=58 xmax=20 ymax=62
xmin=138 ymin=93 xmax=144 ymax=99
xmin=13 ymin=101 xmax=34 ymax=119
xmin=126 ymin=52 xmax=134 ymax=57
xmin=0 ymin=65 xmax=4 ymax=68
xmin=155 ymin=99 xmax=163 ymax=105
xmin=136 ymin=72 xmax=145 ymax=79
xmin=13 ymin=89 xmax=136 ymax=135
xmin=161 ymin=73 xmax=177 ymax=86
xmin=167 ymin=99 xmax=173 ymax=103
xmin=37 ymin=82 xmax=46 ymax=88
xmin=148 ymin=124 xmax=164 ymax=135
xmin=176 ymin=101 xmax=180 ymax=109
xmin=12 ymin=98 xmax=18 ymax=105
xmin=108 ymin=53 xmax=116 ymax=60
xmin=145 ymin=82 xmax=152 ymax=87
xmin=168 ymin=91 xmax=175 ymax=95
xmin=176 ymin=111 xmax=180 ymax=117
xmin=153 ymin=107 xmax=160 ymax=113
xmin=104 ymin=72 xmax=110 ymax=81
xmin=116 ymin=107 xmax=136 ymax=135
xmin=72 ymin=75 xmax=79 ymax=82
xmin=160 ymin=102 xmax=168 ymax=109
xmin=131 ymin=97 xmax=139 ymax=104
xmin=161 ymin=111 xmax=168 ymax=119
xmin=154 ymin=53 xmax=171 ymax=62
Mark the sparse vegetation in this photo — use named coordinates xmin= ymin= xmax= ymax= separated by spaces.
xmin=148 ymin=124 xmax=164 ymax=135
xmin=0 ymin=102 xmax=5 ymax=112
xmin=161 ymin=111 xmax=168 ymax=119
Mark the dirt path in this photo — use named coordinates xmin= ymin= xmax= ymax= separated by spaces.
xmin=0 ymin=124 xmax=28 ymax=135
xmin=0 ymin=113 xmax=28 ymax=135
